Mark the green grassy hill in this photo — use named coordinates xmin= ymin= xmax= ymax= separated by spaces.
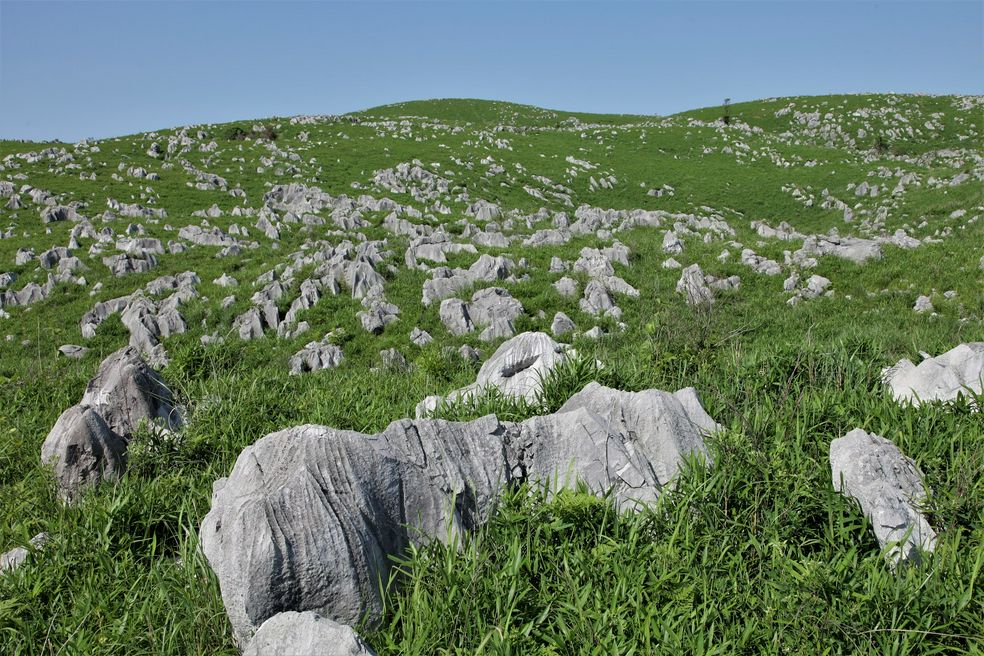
xmin=0 ymin=94 xmax=981 ymax=654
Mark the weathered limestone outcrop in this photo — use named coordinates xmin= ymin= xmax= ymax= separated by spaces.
xmin=200 ymin=374 xmax=718 ymax=645
xmin=882 ymin=343 xmax=984 ymax=406
xmin=40 ymin=347 xmax=181 ymax=502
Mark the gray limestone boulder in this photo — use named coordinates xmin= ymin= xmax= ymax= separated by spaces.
xmin=200 ymin=415 xmax=512 ymax=644
xmin=0 ymin=533 xmax=49 ymax=575
xmin=913 ymin=295 xmax=934 ymax=314
xmin=79 ymin=346 xmax=181 ymax=438
xmin=357 ymin=297 xmax=400 ymax=335
xmin=795 ymin=235 xmax=882 ymax=265
xmin=58 ymin=344 xmax=89 ymax=359
xmin=409 ymin=327 xmax=433 ymax=347
xmin=579 ymin=280 xmax=618 ymax=317
xmin=40 ymin=405 xmax=127 ymax=503
xmin=740 ymin=249 xmax=781 ymax=276
xmin=830 ymin=429 xmax=937 ymax=565
xmin=439 ymin=298 xmax=474 ymax=336
xmin=468 ymin=287 xmax=524 ymax=328
xmin=662 ymin=231 xmax=683 ymax=254
xmin=234 ymin=308 xmax=265 ymax=341
xmin=676 ymin=264 xmax=714 ymax=306
xmin=882 ymin=343 xmax=984 ymax=406
xmin=416 ymin=332 xmax=571 ymax=417
xmin=553 ymin=277 xmax=579 ymax=298
xmin=214 ymin=273 xmax=239 ymax=288
xmin=243 ymin=612 xmax=377 ymax=656
xmin=15 ymin=248 xmax=35 ymax=266
xmin=557 ymin=383 xmax=718 ymax=487
xmin=103 ymin=253 xmax=158 ymax=277
xmin=379 ymin=348 xmax=409 ymax=373
xmin=551 ymin=311 xmax=575 ymax=337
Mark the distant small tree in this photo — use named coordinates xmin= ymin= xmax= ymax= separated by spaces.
xmin=723 ymin=98 xmax=731 ymax=125
xmin=874 ymin=134 xmax=890 ymax=155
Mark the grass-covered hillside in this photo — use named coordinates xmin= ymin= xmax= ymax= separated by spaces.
xmin=0 ymin=93 xmax=982 ymax=654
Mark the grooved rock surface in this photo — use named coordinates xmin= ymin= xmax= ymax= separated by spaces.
xmin=80 ymin=346 xmax=182 ymax=437
xmin=41 ymin=406 xmax=127 ymax=502
xmin=201 ymin=380 xmax=718 ymax=645
xmin=556 ymin=382 xmax=719 ymax=485
xmin=882 ymin=343 xmax=984 ymax=406
xmin=201 ymin=415 xmax=513 ymax=645
xmin=830 ymin=428 xmax=937 ymax=565
xmin=40 ymin=347 xmax=180 ymax=502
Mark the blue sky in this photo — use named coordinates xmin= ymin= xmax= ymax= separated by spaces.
xmin=1 ymin=1 xmax=981 ymax=141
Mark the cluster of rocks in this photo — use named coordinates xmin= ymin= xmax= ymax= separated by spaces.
xmin=439 ymin=286 xmax=524 ymax=340
xmin=201 ymin=333 xmax=720 ymax=648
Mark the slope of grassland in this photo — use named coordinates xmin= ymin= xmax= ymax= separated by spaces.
xmin=0 ymin=93 xmax=981 ymax=654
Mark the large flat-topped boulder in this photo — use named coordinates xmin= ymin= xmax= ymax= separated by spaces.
xmin=243 ymin=612 xmax=377 ymax=656
xmin=883 ymin=343 xmax=984 ymax=406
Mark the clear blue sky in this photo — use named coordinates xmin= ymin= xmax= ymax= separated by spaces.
xmin=1 ymin=1 xmax=981 ymax=141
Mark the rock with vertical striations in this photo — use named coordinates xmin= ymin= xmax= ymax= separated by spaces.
xmin=41 ymin=406 xmax=127 ymax=503
xmin=200 ymin=415 xmax=512 ymax=645
xmin=201 ymin=376 xmax=719 ymax=645
xmin=79 ymin=346 xmax=181 ymax=437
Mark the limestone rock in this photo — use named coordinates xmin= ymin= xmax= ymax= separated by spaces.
xmin=79 ymin=346 xmax=181 ymax=437
xmin=913 ymin=295 xmax=934 ymax=314
xmin=243 ymin=612 xmax=377 ymax=656
xmin=830 ymin=429 xmax=937 ymax=565
xmin=882 ymin=343 xmax=984 ymax=406
xmin=676 ymin=264 xmax=714 ymax=306
xmin=58 ymin=344 xmax=89 ymax=359
xmin=202 ymin=378 xmax=718 ymax=644
xmin=553 ymin=277 xmax=579 ymax=298
xmin=551 ymin=311 xmax=575 ymax=337
xmin=1 ymin=533 xmax=49 ymax=575
xmin=439 ymin=298 xmax=473 ymax=336
xmin=409 ymin=327 xmax=433 ymax=347
xmin=416 ymin=332 xmax=570 ymax=417
xmin=201 ymin=415 xmax=512 ymax=644
xmin=289 ymin=337 xmax=343 ymax=375
xmin=40 ymin=405 xmax=127 ymax=503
